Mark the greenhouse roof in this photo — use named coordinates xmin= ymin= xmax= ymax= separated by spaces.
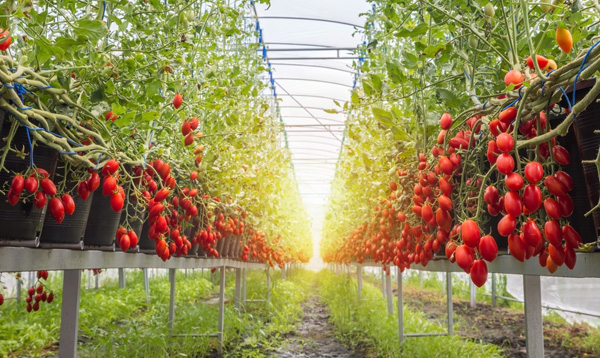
xmin=253 ymin=0 xmax=371 ymax=242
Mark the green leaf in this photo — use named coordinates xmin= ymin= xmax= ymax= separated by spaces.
xmin=324 ymin=109 xmax=339 ymax=114
xmin=423 ymin=43 xmax=446 ymax=58
xmin=437 ymin=88 xmax=458 ymax=106
xmin=386 ymin=61 xmax=405 ymax=84
xmin=90 ymin=86 xmax=105 ymax=103
xmin=372 ymin=107 xmax=394 ymax=127
xmin=75 ymin=19 xmax=108 ymax=43
xmin=142 ymin=111 xmax=160 ymax=122
xmin=33 ymin=39 xmax=64 ymax=64
xmin=391 ymin=126 xmax=409 ymax=141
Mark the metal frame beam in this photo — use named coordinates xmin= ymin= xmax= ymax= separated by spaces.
xmin=276 ymin=78 xmax=353 ymax=88
xmin=250 ymin=16 xmax=363 ymax=28
xmin=269 ymin=62 xmax=354 ymax=73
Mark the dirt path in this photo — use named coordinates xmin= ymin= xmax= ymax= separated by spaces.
xmin=270 ymin=296 xmax=362 ymax=358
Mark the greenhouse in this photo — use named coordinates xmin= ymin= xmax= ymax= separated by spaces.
xmin=0 ymin=0 xmax=599 ymax=357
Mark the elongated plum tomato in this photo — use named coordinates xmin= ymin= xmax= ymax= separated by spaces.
xmin=526 ymin=55 xmax=549 ymax=70
xmin=455 ymin=244 xmax=475 ymax=272
xmin=496 ymin=153 xmax=514 ymax=175
xmin=504 ymin=69 xmax=523 ymax=88
xmin=524 ymin=161 xmax=543 ymax=183
xmin=479 ymin=235 xmax=498 ymax=262
xmin=498 ymin=107 xmax=518 ymax=124
xmin=470 ymin=260 xmax=488 ymax=287
xmin=505 ymin=172 xmax=524 ymax=191
xmin=554 ymin=171 xmax=573 ymax=191
xmin=544 ymin=175 xmax=568 ymax=197
xmin=508 ymin=233 xmax=526 ymax=262
xmin=173 ymin=93 xmax=183 ymax=109
xmin=61 ymin=194 xmax=75 ymax=215
xmin=498 ymin=214 xmax=517 ymax=236
xmin=440 ymin=113 xmax=452 ymax=130
xmin=522 ymin=219 xmax=542 ymax=247
xmin=484 ymin=185 xmax=500 ymax=205
xmin=562 ymin=225 xmax=582 ymax=249
xmin=552 ymin=145 xmax=570 ymax=165
xmin=101 ymin=159 xmax=119 ymax=176
xmin=556 ymin=27 xmax=573 ymax=54
xmin=504 ymin=191 xmax=522 ymax=217
xmin=544 ymin=220 xmax=562 ymax=247
xmin=0 ymin=29 xmax=12 ymax=51
xmin=49 ymin=197 xmax=65 ymax=224
xmin=461 ymin=219 xmax=481 ymax=248
xmin=523 ymin=184 xmax=542 ymax=213
xmin=543 ymin=198 xmax=562 ymax=220
xmin=496 ymin=133 xmax=514 ymax=152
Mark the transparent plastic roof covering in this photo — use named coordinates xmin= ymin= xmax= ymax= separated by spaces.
xmin=253 ymin=0 xmax=370 ymax=256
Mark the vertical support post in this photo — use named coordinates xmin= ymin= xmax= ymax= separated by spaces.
xmin=381 ymin=269 xmax=386 ymax=298
xmin=491 ymin=273 xmax=497 ymax=308
xmin=59 ymin=270 xmax=81 ymax=358
xmin=281 ymin=265 xmax=286 ymax=280
xmin=242 ymin=268 xmax=247 ymax=302
xmin=357 ymin=265 xmax=363 ymax=300
xmin=218 ymin=266 xmax=226 ymax=355
xmin=185 ymin=269 xmax=188 ymax=278
xmin=95 ymin=273 xmax=99 ymax=289
xmin=419 ymin=271 xmax=423 ymax=290
xmin=87 ymin=270 xmax=92 ymax=290
xmin=397 ymin=271 xmax=403 ymax=342
xmin=143 ymin=268 xmax=150 ymax=304
xmin=386 ymin=272 xmax=393 ymax=316
xmin=266 ymin=267 xmax=271 ymax=303
xmin=470 ymin=280 xmax=476 ymax=308
xmin=118 ymin=268 xmax=125 ymax=289
xmin=235 ymin=268 xmax=241 ymax=310
xmin=28 ymin=271 xmax=34 ymax=288
xmin=524 ymin=275 xmax=544 ymax=358
xmin=168 ymin=268 xmax=176 ymax=330
xmin=446 ymin=272 xmax=453 ymax=336
xmin=16 ymin=274 xmax=21 ymax=304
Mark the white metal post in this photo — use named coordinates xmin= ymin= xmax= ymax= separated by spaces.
xmin=470 ymin=280 xmax=476 ymax=308
xmin=523 ymin=275 xmax=544 ymax=358
xmin=59 ymin=270 xmax=81 ymax=358
xmin=235 ymin=268 xmax=241 ymax=310
xmin=16 ymin=274 xmax=21 ymax=303
xmin=447 ymin=272 xmax=453 ymax=336
xmin=218 ymin=266 xmax=226 ymax=355
xmin=266 ymin=267 xmax=271 ymax=303
xmin=87 ymin=270 xmax=92 ymax=290
xmin=118 ymin=268 xmax=125 ymax=289
xmin=491 ymin=273 xmax=497 ymax=308
xmin=95 ymin=272 xmax=99 ymax=289
xmin=168 ymin=268 xmax=176 ymax=330
xmin=381 ymin=269 xmax=386 ymax=298
xmin=242 ymin=268 xmax=247 ymax=302
xmin=419 ymin=271 xmax=423 ymax=289
xmin=386 ymin=272 xmax=393 ymax=316
xmin=281 ymin=265 xmax=286 ymax=280
xmin=143 ymin=268 xmax=150 ymax=304
xmin=357 ymin=265 xmax=363 ymax=300
xmin=397 ymin=271 xmax=403 ymax=342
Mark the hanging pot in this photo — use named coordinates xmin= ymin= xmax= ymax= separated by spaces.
xmin=83 ymin=190 xmax=122 ymax=250
xmin=0 ymin=114 xmax=58 ymax=246
xmin=558 ymin=78 xmax=600 ymax=248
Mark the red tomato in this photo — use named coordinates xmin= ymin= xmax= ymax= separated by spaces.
xmin=439 ymin=156 xmax=454 ymax=175
xmin=61 ymin=194 xmax=76 ymax=215
xmin=505 ymin=172 xmax=524 ymax=191
xmin=0 ymin=28 xmax=12 ymax=51
xmin=544 ymin=220 xmax=563 ymax=247
xmin=41 ymin=178 xmax=57 ymax=196
xmin=87 ymin=172 xmax=100 ymax=192
xmin=554 ymin=171 xmax=573 ymax=191
xmin=110 ymin=193 xmax=124 ymax=212
xmin=484 ymin=185 xmax=500 ymax=205
xmin=496 ymin=133 xmax=514 ymax=152
xmin=496 ymin=153 xmax=514 ymax=175
xmin=470 ymin=260 xmax=488 ymax=287
xmin=479 ymin=235 xmax=498 ymax=262
xmin=498 ymin=214 xmax=517 ymax=236
xmin=552 ymin=145 xmax=570 ymax=165
xmin=562 ymin=225 xmax=582 ymax=249
xmin=526 ymin=55 xmax=549 ymax=70
xmin=440 ymin=113 xmax=452 ymax=130
xmin=34 ymin=191 xmax=47 ymax=209
xmin=77 ymin=181 xmax=90 ymax=201
xmin=102 ymin=159 xmax=119 ymax=176
xmin=438 ymin=195 xmax=453 ymax=211
xmin=11 ymin=174 xmax=24 ymax=195
xmin=504 ymin=69 xmax=523 ymax=88
xmin=119 ymin=234 xmax=131 ymax=252
xmin=445 ymin=241 xmax=457 ymax=262
xmin=154 ymin=188 xmax=170 ymax=202
xmin=499 ymin=107 xmax=518 ymax=124
xmin=504 ymin=191 xmax=522 ymax=217
xmin=487 ymin=141 xmax=500 ymax=164
xmin=548 ymin=244 xmax=565 ymax=266
xmin=564 ymin=245 xmax=576 ymax=270
xmin=421 ymin=205 xmax=434 ymax=223
xmin=522 ymin=219 xmax=542 ymax=247
xmin=455 ymin=244 xmax=475 ymax=272
xmin=543 ymin=198 xmax=562 ymax=219
xmin=524 ymin=162 xmax=544 ymax=183
xmin=522 ymin=184 xmax=542 ymax=213
xmin=24 ymin=176 xmax=38 ymax=193
xmin=544 ymin=175 xmax=568 ymax=197
xmin=102 ymin=176 xmax=117 ymax=196
xmin=461 ymin=219 xmax=481 ymax=248
xmin=173 ymin=93 xmax=183 ymax=109
xmin=49 ymin=197 xmax=65 ymax=224
xmin=439 ymin=177 xmax=453 ymax=196
xmin=508 ymin=233 xmax=526 ymax=262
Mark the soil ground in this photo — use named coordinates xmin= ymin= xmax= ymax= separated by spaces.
xmin=269 ymin=296 xmax=363 ymax=358
xmin=402 ymin=285 xmax=599 ymax=358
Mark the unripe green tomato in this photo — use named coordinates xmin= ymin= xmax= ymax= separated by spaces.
xmin=484 ymin=3 xmax=495 ymax=17
xmin=540 ymin=0 xmax=553 ymax=12
xmin=469 ymin=36 xmax=479 ymax=48
xmin=186 ymin=10 xmax=195 ymax=22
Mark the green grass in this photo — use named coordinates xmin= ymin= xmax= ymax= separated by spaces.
xmin=318 ymin=270 xmax=505 ymax=358
xmin=0 ymin=267 xmax=313 ymax=358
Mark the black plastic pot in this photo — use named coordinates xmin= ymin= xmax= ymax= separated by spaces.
xmin=40 ymin=188 xmax=94 ymax=248
xmin=139 ymin=217 xmax=156 ymax=251
xmin=557 ymin=78 xmax=600 ymax=247
xmin=83 ymin=192 xmax=121 ymax=249
xmin=0 ymin=114 xmax=58 ymax=245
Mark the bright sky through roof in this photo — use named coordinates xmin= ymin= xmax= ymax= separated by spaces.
xmin=253 ymin=0 xmax=371 ymax=268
